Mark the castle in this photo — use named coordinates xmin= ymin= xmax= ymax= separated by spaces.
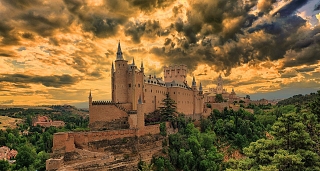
xmin=89 ymin=42 xmax=205 ymax=131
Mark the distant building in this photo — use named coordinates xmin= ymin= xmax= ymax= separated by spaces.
xmin=0 ymin=146 xmax=17 ymax=161
xmin=32 ymin=116 xmax=65 ymax=128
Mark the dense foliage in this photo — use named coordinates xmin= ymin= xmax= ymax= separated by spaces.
xmin=209 ymin=108 xmax=265 ymax=150
xmin=277 ymin=92 xmax=318 ymax=106
xmin=227 ymin=92 xmax=320 ymax=171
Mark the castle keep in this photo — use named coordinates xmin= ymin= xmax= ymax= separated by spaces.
xmin=89 ymin=42 xmax=205 ymax=131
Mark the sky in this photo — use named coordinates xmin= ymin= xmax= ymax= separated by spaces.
xmin=0 ymin=0 xmax=320 ymax=107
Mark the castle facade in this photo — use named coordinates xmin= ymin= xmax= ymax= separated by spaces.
xmin=89 ymin=42 xmax=205 ymax=130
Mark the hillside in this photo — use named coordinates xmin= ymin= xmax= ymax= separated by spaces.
xmin=276 ymin=91 xmax=319 ymax=106
xmin=0 ymin=116 xmax=22 ymax=130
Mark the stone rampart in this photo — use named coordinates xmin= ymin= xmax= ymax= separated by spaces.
xmin=89 ymin=104 xmax=128 ymax=130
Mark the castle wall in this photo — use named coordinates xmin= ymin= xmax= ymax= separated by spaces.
xmin=143 ymin=84 xmax=167 ymax=114
xmin=89 ymin=104 xmax=128 ymax=124
xmin=127 ymin=70 xmax=144 ymax=110
xmin=114 ymin=60 xmax=128 ymax=103
xmin=167 ymin=87 xmax=194 ymax=115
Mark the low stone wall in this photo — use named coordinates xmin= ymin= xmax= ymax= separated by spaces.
xmin=89 ymin=117 xmax=130 ymax=131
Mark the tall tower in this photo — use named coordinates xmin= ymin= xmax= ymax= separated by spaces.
xmin=131 ymin=58 xmax=137 ymax=110
xmin=192 ymin=76 xmax=197 ymax=91
xmin=140 ymin=61 xmax=144 ymax=73
xmin=89 ymin=90 xmax=92 ymax=107
xmin=163 ymin=64 xmax=187 ymax=82
xmin=199 ymin=82 xmax=203 ymax=94
xmin=114 ymin=41 xmax=128 ymax=103
xmin=111 ymin=62 xmax=115 ymax=102
xmin=216 ymin=74 xmax=223 ymax=94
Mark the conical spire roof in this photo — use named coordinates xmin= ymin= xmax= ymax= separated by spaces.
xmin=89 ymin=89 xmax=92 ymax=98
xmin=199 ymin=82 xmax=203 ymax=91
xmin=192 ymin=76 xmax=196 ymax=86
xmin=116 ymin=41 xmax=124 ymax=60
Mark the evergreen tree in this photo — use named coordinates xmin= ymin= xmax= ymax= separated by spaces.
xmin=159 ymin=93 xmax=177 ymax=122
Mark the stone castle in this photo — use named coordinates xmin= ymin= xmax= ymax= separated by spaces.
xmin=89 ymin=42 xmax=206 ymax=131
xmin=46 ymin=42 xmax=267 ymax=170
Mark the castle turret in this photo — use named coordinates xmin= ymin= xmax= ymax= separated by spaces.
xmin=140 ymin=61 xmax=144 ymax=73
xmin=199 ymin=82 xmax=203 ymax=94
xmin=89 ymin=90 xmax=92 ymax=107
xmin=192 ymin=76 xmax=197 ymax=91
xmin=111 ymin=62 xmax=115 ymax=102
xmin=114 ymin=41 xmax=128 ymax=103
xmin=137 ymin=95 xmax=144 ymax=135
xmin=216 ymin=73 xmax=223 ymax=94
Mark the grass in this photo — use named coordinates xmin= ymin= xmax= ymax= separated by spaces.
xmin=0 ymin=116 xmax=22 ymax=130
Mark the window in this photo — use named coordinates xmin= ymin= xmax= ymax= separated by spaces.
xmin=129 ymin=84 xmax=131 ymax=88
xmin=138 ymin=84 xmax=140 ymax=87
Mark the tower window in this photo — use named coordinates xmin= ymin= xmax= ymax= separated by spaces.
xmin=138 ymin=84 xmax=140 ymax=87
xmin=129 ymin=84 xmax=131 ymax=88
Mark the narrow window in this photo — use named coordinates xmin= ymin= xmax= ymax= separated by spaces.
xmin=129 ymin=84 xmax=131 ymax=88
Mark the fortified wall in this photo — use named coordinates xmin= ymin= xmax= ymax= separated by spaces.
xmin=47 ymin=123 xmax=176 ymax=171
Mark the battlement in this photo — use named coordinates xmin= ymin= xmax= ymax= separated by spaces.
xmin=92 ymin=101 xmax=114 ymax=105
xmin=163 ymin=64 xmax=187 ymax=83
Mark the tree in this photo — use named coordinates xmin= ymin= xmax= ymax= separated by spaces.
xmin=0 ymin=160 xmax=9 ymax=171
xmin=308 ymin=90 xmax=320 ymax=122
xmin=245 ymin=95 xmax=250 ymax=99
xmin=159 ymin=93 xmax=177 ymax=122
xmin=15 ymin=144 xmax=37 ymax=169
xmin=215 ymin=94 xmax=223 ymax=103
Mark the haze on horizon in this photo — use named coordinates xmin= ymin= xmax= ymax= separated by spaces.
xmin=0 ymin=0 xmax=320 ymax=107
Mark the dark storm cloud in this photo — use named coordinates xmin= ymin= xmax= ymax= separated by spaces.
xmin=1 ymin=0 xmax=42 ymax=10
xmin=296 ymin=66 xmax=317 ymax=73
xmin=174 ymin=0 xmax=259 ymax=44
xmin=0 ymin=74 xmax=82 ymax=88
xmin=128 ymin=0 xmax=176 ymax=12
xmin=18 ymin=10 xmax=73 ymax=37
xmin=283 ymin=44 xmax=320 ymax=68
xmin=21 ymin=32 xmax=34 ymax=40
xmin=124 ymin=20 xmax=162 ymax=43
xmin=63 ymin=0 xmax=127 ymax=38
xmin=0 ymin=21 xmax=20 ymax=45
xmin=273 ymin=0 xmax=309 ymax=17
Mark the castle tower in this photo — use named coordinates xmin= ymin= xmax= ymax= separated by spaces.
xmin=131 ymin=58 xmax=137 ymax=110
xmin=192 ymin=76 xmax=197 ymax=91
xmin=113 ymin=41 xmax=128 ymax=103
xmin=199 ymin=82 xmax=203 ymax=94
xmin=216 ymin=74 xmax=223 ymax=94
xmin=111 ymin=62 xmax=115 ymax=102
xmin=163 ymin=64 xmax=187 ymax=82
xmin=89 ymin=90 xmax=92 ymax=106
xmin=140 ymin=61 xmax=144 ymax=73
xmin=137 ymin=95 xmax=144 ymax=135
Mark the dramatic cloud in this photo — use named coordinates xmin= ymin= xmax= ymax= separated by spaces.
xmin=0 ymin=74 xmax=82 ymax=88
xmin=0 ymin=0 xmax=319 ymax=106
